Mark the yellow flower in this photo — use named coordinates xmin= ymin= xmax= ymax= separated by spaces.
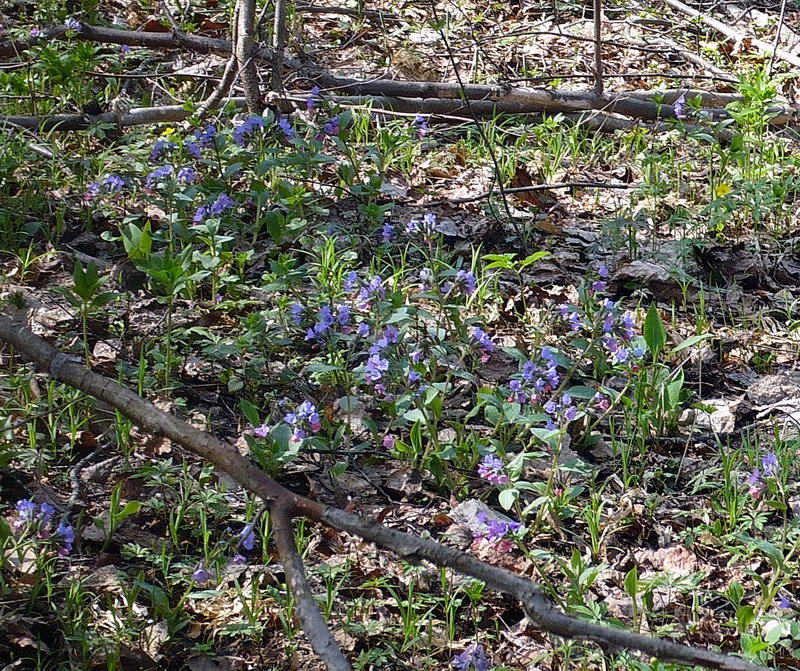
xmin=714 ymin=183 xmax=731 ymax=198
xmin=161 ymin=127 xmax=176 ymax=137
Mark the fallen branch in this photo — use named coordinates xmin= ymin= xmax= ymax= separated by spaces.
xmin=0 ymin=311 xmax=769 ymax=671
xmin=424 ymin=181 xmax=642 ymax=207
xmin=664 ymin=0 xmax=800 ymax=69
xmin=197 ymin=5 xmax=240 ymax=119
xmin=2 ymin=23 xmax=798 ymax=126
xmin=271 ymin=505 xmax=351 ymax=670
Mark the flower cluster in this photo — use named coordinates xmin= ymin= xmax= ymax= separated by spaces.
xmin=145 ymin=163 xmax=173 ymax=188
xmin=12 ymin=499 xmax=74 ymax=557
xmin=748 ymin=452 xmax=780 ymax=498
xmin=478 ymin=454 xmax=508 ymax=485
xmin=413 ymin=114 xmax=429 ymax=139
xmin=194 ymin=193 xmax=235 ymax=223
xmin=452 ymin=643 xmax=489 ymax=671
xmin=233 ymin=115 xmax=266 ymax=146
xmin=64 ymin=17 xmax=82 ymax=32
xmin=283 ymin=400 xmax=322 ymax=442
xmin=474 ymin=511 xmax=522 ymax=542
xmin=306 ymin=86 xmax=320 ymax=111
xmin=304 ymin=304 xmax=351 ymax=341
xmin=506 ymin=348 xmax=561 ymax=405
xmin=542 ymin=392 xmax=578 ymax=429
xmin=187 ymin=124 xmax=217 ymax=158
xmin=405 ymin=212 xmax=438 ymax=240
xmin=86 ymin=174 xmax=125 ymax=199
xmin=471 ymin=327 xmax=494 ymax=362
xmin=444 ymin=270 xmax=477 ymax=296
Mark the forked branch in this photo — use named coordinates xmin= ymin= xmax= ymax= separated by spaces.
xmin=0 ymin=312 xmax=767 ymax=671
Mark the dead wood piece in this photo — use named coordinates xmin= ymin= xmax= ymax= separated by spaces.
xmin=0 ymin=311 xmax=769 ymax=671
xmin=664 ymin=0 xmax=800 ymax=69
xmin=271 ymin=506 xmax=351 ymax=670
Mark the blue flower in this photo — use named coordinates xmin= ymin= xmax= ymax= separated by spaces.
xmin=103 ymin=174 xmax=125 ymax=192
xmin=453 ymin=643 xmax=488 ymax=671
xmin=343 ymin=271 xmax=358 ymax=292
xmin=209 ymin=193 xmax=234 ymax=215
xmin=382 ymin=222 xmax=394 ymax=243
xmin=56 ymin=521 xmax=75 ymax=556
xmin=278 ymin=117 xmax=295 ymax=139
xmin=762 ymin=452 xmax=780 ymax=478
xmin=233 ymin=116 xmax=265 ymax=145
xmin=192 ymin=567 xmax=212 ymax=584
xmin=177 ymin=166 xmax=198 ymax=183
xmin=145 ymin=163 xmax=173 ymax=187
xmin=64 ymin=18 xmax=82 ymax=32
xmin=240 ymin=524 xmax=255 ymax=551
xmin=364 ymin=354 xmax=389 ymax=381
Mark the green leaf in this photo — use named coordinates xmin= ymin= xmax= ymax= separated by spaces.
xmin=623 ymin=566 xmax=639 ymax=597
xmin=519 ymin=251 xmax=550 ymax=267
xmin=403 ymin=408 xmax=426 ymax=423
xmin=116 ymin=500 xmax=141 ymax=523
xmin=669 ymin=332 xmax=713 ymax=354
xmin=240 ymin=399 xmax=260 ymax=427
xmin=643 ymin=303 xmax=666 ymax=356
xmin=498 ymin=488 xmax=517 ymax=511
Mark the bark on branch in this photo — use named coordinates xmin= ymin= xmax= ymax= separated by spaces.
xmin=0 ymin=311 xmax=768 ymax=671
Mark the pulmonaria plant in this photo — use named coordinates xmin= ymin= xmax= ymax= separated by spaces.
xmin=478 ymin=454 xmax=508 ymax=485
xmin=748 ymin=452 xmax=781 ymax=499
xmin=283 ymin=400 xmax=322 ymax=442
xmin=11 ymin=499 xmax=74 ymax=557
xmin=473 ymin=511 xmax=522 ymax=552
xmin=452 ymin=643 xmax=489 ymax=671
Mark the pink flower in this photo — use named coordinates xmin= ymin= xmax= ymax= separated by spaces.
xmin=383 ymin=435 xmax=396 ymax=449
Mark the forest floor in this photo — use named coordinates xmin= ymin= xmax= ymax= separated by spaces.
xmin=2 ymin=0 xmax=800 ymax=669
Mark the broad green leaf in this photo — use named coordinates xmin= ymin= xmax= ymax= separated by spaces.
xmin=498 ymin=488 xmax=517 ymax=511
xmin=643 ymin=303 xmax=666 ymax=355
xmin=669 ymin=332 xmax=713 ymax=354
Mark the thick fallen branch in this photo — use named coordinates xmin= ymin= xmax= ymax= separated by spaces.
xmin=0 ymin=311 xmax=768 ymax=671
xmin=4 ymin=22 xmax=798 ymax=126
xmin=271 ymin=505 xmax=351 ymax=670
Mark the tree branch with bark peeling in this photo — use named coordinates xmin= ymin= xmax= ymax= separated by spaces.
xmin=0 ymin=310 xmax=769 ymax=671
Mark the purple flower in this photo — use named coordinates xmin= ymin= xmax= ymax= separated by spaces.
xmin=177 ymin=166 xmax=198 ymax=183
xmin=195 ymin=125 xmax=216 ymax=147
xmin=323 ymin=117 xmax=340 ymax=136
xmin=383 ymin=435 xmax=396 ymax=449
xmin=240 ymin=524 xmax=255 ymax=551
xmin=344 ymin=271 xmax=358 ymax=292
xmin=253 ymin=423 xmax=270 ymax=438
xmin=103 ymin=174 xmax=125 ymax=192
xmin=364 ymin=354 xmax=389 ymax=381
xmin=16 ymin=499 xmax=37 ymax=522
xmin=145 ymin=163 xmax=173 ymax=187
xmin=337 ymin=305 xmax=351 ymax=326
xmin=762 ymin=452 xmax=780 ymax=478
xmin=749 ymin=468 xmax=762 ymax=485
xmin=356 ymin=322 xmax=370 ymax=337
xmin=382 ymin=222 xmax=394 ymax=243
xmin=592 ymin=280 xmax=607 ymax=292
xmin=408 ymin=370 xmax=421 ymax=382
xmin=192 ymin=567 xmax=212 ymax=584
xmin=453 ymin=643 xmax=488 ymax=671
xmin=307 ymin=86 xmax=320 ymax=110
xmin=56 ymin=521 xmax=75 ymax=556
xmin=229 ymin=554 xmax=247 ymax=566
xmin=674 ymin=94 xmax=687 ymax=119
xmin=413 ymin=113 xmax=429 ymax=138
xmin=778 ymin=596 xmax=793 ymax=610
xmin=478 ymin=455 xmax=508 ymax=485
xmin=65 ymin=18 xmax=82 ymax=32
xmin=38 ymin=503 xmax=55 ymax=526
xmin=30 ymin=27 xmax=43 ymax=38
xmin=278 ymin=117 xmax=295 ymax=139
xmin=598 ymin=264 xmax=609 ymax=278
xmin=233 ymin=116 xmax=265 ymax=145
xmin=455 ymin=270 xmax=477 ymax=295
xmin=193 ymin=206 xmax=208 ymax=223
xmin=150 ymin=138 xmax=174 ymax=161
xmin=209 ymin=193 xmax=234 ymax=215
xmin=290 ymin=302 xmax=304 ymax=325
xmin=186 ymin=140 xmax=201 ymax=159
xmin=119 ymin=45 xmax=131 ymax=59
xmin=358 ymin=276 xmax=385 ymax=303
xmin=471 ymin=327 xmax=495 ymax=354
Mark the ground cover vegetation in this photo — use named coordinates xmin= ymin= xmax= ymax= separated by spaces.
xmin=1 ymin=0 xmax=800 ymax=669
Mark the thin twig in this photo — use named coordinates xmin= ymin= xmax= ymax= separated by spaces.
xmin=593 ymin=0 xmax=604 ymax=96
xmin=768 ymin=0 xmax=790 ymax=77
xmin=272 ymin=0 xmax=288 ymax=92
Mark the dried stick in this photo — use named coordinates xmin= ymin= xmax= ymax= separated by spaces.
xmin=236 ymin=0 xmax=263 ymax=113
xmin=197 ymin=5 xmax=240 ymax=120
xmin=768 ymin=0 xmax=790 ymax=76
xmin=424 ymin=181 xmax=641 ymax=207
xmin=664 ymin=0 xmax=800 ymax=69
xmin=0 ymin=312 xmax=768 ymax=671
xmin=593 ymin=0 xmax=604 ymax=96
xmin=271 ymin=505 xmax=351 ymax=670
